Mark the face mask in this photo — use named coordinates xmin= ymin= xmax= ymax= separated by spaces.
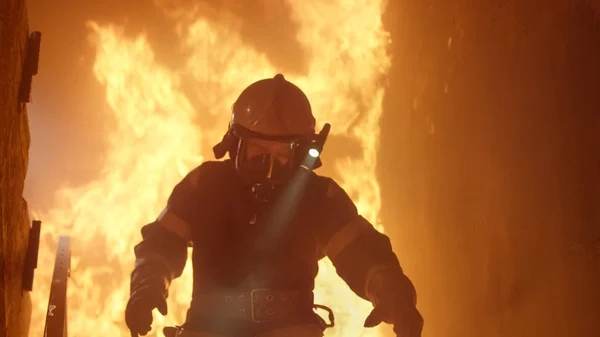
xmin=236 ymin=138 xmax=299 ymax=183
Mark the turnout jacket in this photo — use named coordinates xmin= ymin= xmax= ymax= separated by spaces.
xmin=131 ymin=159 xmax=406 ymax=330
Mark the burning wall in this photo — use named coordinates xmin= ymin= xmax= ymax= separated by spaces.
xmin=381 ymin=1 xmax=600 ymax=336
xmin=0 ymin=1 xmax=33 ymax=337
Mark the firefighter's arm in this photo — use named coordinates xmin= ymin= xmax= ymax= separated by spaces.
xmin=317 ymin=179 xmax=422 ymax=335
xmin=323 ymin=214 xmax=415 ymax=305
xmin=131 ymin=167 xmax=202 ymax=298
xmin=126 ymin=167 xmax=206 ymax=335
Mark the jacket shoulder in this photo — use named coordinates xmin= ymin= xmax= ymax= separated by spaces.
xmin=309 ymin=174 xmax=348 ymax=199
xmin=184 ymin=160 xmax=235 ymax=189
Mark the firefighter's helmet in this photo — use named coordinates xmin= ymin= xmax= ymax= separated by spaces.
xmin=232 ymin=73 xmax=315 ymax=137
xmin=213 ymin=74 xmax=321 ymax=186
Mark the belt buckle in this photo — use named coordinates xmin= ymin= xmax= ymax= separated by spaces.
xmin=250 ymin=288 xmax=272 ymax=323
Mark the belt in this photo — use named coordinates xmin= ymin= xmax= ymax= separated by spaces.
xmin=190 ymin=289 xmax=316 ymax=323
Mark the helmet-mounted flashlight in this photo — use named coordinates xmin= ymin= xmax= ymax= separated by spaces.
xmin=309 ymin=123 xmax=330 ymax=158
xmin=308 ymin=148 xmax=320 ymax=158
xmin=302 ymin=123 xmax=331 ymax=170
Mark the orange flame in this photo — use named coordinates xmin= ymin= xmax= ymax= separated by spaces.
xmin=30 ymin=1 xmax=391 ymax=336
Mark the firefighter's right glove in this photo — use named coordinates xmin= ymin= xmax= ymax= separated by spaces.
xmin=125 ymin=281 xmax=168 ymax=337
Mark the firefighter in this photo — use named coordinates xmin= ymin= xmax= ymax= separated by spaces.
xmin=125 ymin=74 xmax=424 ymax=337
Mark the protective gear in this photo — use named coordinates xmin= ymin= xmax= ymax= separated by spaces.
xmin=231 ymin=73 xmax=315 ymax=137
xmin=212 ymin=74 xmax=323 ymax=193
xmin=235 ymin=137 xmax=300 ymax=183
xmin=126 ymin=188 xmax=190 ymax=336
xmin=125 ymin=279 xmax=168 ymax=336
xmin=187 ymin=289 xmax=316 ymax=323
xmin=163 ymin=324 xmax=325 ymax=337
xmin=130 ymin=151 xmax=423 ymax=335
xmin=363 ymin=268 xmax=424 ymax=337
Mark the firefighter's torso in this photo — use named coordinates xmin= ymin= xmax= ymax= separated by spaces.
xmin=189 ymin=161 xmax=329 ymax=293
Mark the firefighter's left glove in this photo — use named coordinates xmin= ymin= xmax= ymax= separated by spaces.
xmin=363 ymin=273 xmax=424 ymax=337
xmin=125 ymin=281 xmax=168 ymax=337
xmin=364 ymin=300 xmax=423 ymax=337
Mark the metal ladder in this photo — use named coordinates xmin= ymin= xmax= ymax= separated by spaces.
xmin=43 ymin=236 xmax=71 ymax=337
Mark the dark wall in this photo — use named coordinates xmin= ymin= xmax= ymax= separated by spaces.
xmin=380 ymin=1 xmax=600 ymax=336
xmin=0 ymin=0 xmax=33 ymax=337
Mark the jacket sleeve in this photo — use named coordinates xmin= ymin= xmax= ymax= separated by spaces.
xmin=130 ymin=166 xmax=204 ymax=297
xmin=315 ymin=178 xmax=415 ymax=305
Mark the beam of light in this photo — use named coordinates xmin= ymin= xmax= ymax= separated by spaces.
xmin=251 ymin=166 xmax=314 ymax=251
xmin=29 ymin=1 xmax=391 ymax=336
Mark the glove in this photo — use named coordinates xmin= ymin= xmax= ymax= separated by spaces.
xmin=364 ymin=299 xmax=423 ymax=337
xmin=125 ymin=281 xmax=168 ymax=337
xmin=363 ymin=271 xmax=424 ymax=337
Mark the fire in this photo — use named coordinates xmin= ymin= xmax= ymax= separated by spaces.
xmin=30 ymin=1 xmax=391 ymax=336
